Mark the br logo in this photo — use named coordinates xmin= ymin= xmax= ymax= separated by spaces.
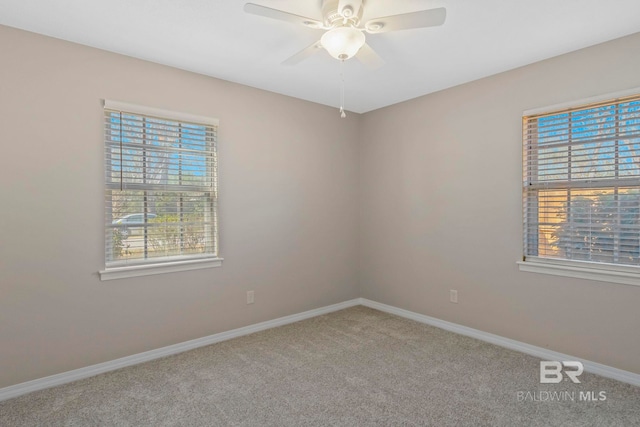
xmin=540 ymin=361 xmax=584 ymax=384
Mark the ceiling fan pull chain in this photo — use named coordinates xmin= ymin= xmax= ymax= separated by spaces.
xmin=340 ymin=59 xmax=346 ymax=118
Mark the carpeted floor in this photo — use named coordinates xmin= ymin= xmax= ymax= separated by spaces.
xmin=1 ymin=306 xmax=638 ymax=426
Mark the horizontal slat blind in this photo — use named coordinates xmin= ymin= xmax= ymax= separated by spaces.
xmin=104 ymin=102 xmax=218 ymax=267
xmin=523 ymin=94 xmax=640 ymax=266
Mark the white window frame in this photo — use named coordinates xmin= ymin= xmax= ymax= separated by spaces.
xmin=99 ymin=100 xmax=222 ymax=280
xmin=519 ymin=88 xmax=640 ymax=287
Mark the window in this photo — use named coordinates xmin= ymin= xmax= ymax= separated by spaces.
xmin=521 ymin=91 xmax=640 ymax=286
xmin=100 ymin=100 xmax=221 ymax=280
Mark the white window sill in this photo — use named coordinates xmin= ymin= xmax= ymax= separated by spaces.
xmin=99 ymin=257 xmax=223 ymax=281
xmin=517 ymin=258 xmax=640 ymax=287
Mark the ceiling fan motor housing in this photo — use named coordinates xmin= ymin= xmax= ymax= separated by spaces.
xmin=322 ymin=0 xmax=363 ymax=28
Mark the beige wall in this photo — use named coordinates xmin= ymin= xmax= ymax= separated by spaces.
xmin=359 ymin=32 xmax=640 ymax=374
xmin=0 ymin=25 xmax=360 ymax=388
xmin=1 ymin=24 xmax=639 ymax=390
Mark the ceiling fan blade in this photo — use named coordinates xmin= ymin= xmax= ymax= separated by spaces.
xmin=365 ymin=7 xmax=446 ymax=33
xmin=355 ymin=43 xmax=384 ymax=69
xmin=282 ymin=41 xmax=324 ymax=66
xmin=244 ymin=3 xmax=323 ymax=28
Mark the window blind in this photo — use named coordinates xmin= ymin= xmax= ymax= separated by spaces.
xmin=104 ymin=101 xmax=218 ymax=267
xmin=523 ymin=94 xmax=640 ymax=266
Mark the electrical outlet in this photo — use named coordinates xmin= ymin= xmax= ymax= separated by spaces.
xmin=247 ymin=290 xmax=255 ymax=304
xmin=450 ymin=290 xmax=458 ymax=304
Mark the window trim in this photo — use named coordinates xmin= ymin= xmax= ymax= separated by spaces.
xmin=101 ymin=100 xmax=221 ymax=280
xmin=104 ymin=100 xmax=219 ymax=127
xmin=517 ymin=257 xmax=640 ymax=287
xmin=522 ymin=87 xmax=640 ymax=117
xmin=99 ymin=256 xmax=223 ymax=281
xmin=520 ymin=87 xmax=640 ymax=286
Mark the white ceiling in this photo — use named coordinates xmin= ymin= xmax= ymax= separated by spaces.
xmin=2 ymin=0 xmax=640 ymax=113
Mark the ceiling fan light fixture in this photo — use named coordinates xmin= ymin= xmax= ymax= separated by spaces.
xmin=320 ymin=26 xmax=365 ymax=60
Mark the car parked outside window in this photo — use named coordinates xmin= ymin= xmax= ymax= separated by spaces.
xmin=112 ymin=213 xmax=157 ymax=238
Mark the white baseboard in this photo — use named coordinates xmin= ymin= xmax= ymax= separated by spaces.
xmin=2 ymin=297 xmax=637 ymax=402
xmin=360 ymin=298 xmax=640 ymax=387
xmin=0 ymin=299 xmax=361 ymax=402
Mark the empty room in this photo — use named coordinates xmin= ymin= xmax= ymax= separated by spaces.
xmin=1 ymin=0 xmax=639 ymax=425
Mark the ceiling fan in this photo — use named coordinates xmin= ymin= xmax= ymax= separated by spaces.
xmin=244 ymin=0 xmax=447 ymax=68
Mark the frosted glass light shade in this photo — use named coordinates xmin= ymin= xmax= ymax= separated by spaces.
xmin=321 ymin=27 xmax=365 ymax=60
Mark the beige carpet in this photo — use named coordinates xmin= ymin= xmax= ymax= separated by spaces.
xmin=1 ymin=306 xmax=638 ymax=426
